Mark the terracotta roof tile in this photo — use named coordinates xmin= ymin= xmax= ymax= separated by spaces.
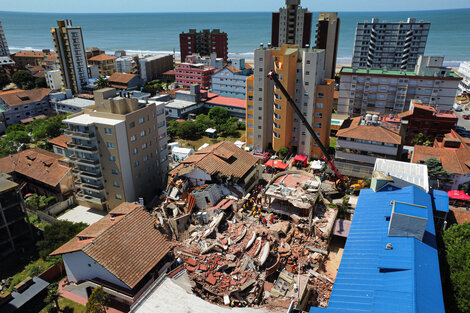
xmin=51 ymin=203 xmax=172 ymax=289
xmin=13 ymin=51 xmax=46 ymax=58
xmin=0 ymin=88 xmax=51 ymax=107
xmin=170 ymin=141 xmax=259 ymax=180
xmin=48 ymin=135 xmax=72 ymax=149
xmin=108 ymin=72 xmax=137 ymax=84
xmin=337 ymin=116 xmax=402 ymax=144
xmin=43 ymin=53 xmax=57 ymax=63
xmin=0 ymin=148 xmax=71 ymax=187
xmin=88 ymin=54 xmax=116 ymax=61
xmin=412 ymin=143 xmax=470 ymax=175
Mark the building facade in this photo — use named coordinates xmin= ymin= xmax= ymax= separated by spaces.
xmin=175 ymin=63 xmax=215 ymax=89
xmin=185 ymin=53 xmax=223 ymax=69
xmin=51 ymin=20 xmax=88 ymax=94
xmin=0 ymin=174 xmax=33 ymax=257
xmin=133 ymin=54 xmax=174 ymax=82
xmin=211 ymin=59 xmax=253 ymax=99
xmin=11 ymin=50 xmax=49 ymax=69
xmin=0 ymin=55 xmax=17 ymax=78
xmin=338 ymin=56 xmax=461 ymax=116
xmin=45 ymin=69 xmax=62 ymax=90
xmin=457 ymin=61 xmax=470 ymax=94
xmin=352 ymin=18 xmax=430 ymax=70
xmin=246 ymin=44 xmax=334 ymax=159
xmin=0 ymin=89 xmax=51 ymax=127
xmin=115 ymin=55 xmax=133 ymax=73
xmin=335 ymin=115 xmax=404 ymax=178
xmin=179 ymin=29 xmax=228 ymax=62
xmin=63 ymin=88 xmax=169 ymax=211
xmin=315 ymin=12 xmax=340 ymax=79
xmin=87 ymin=54 xmax=116 ymax=76
xmin=0 ymin=21 xmax=9 ymax=56
xmin=271 ymin=0 xmax=312 ymax=48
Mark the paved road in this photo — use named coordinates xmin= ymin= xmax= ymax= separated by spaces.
xmin=454 ymin=110 xmax=470 ymax=129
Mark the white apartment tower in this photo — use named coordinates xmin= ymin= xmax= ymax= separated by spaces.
xmin=0 ymin=21 xmax=10 ymax=56
xmin=51 ymin=20 xmax=88 ymax=94
xmin=271 ymin=0 xmax=313 ymax=49
xmin=64 ymin=88 xmax=169 ymax=211
xmin=352 ymin=18 xmax=430 ymax=70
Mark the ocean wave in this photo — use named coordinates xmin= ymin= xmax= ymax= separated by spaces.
xmin=9 ymin=46 xmax=52 ymax=52
xmin=123 ymin=49 xmax=177 ymax=56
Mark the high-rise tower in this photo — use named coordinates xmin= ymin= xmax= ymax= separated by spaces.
xmin=315 ymin=13 xmax=340 ymax=79
xmin=271 ymin=0 xmax=313 ymax=48
xmin=51 ymin=20 xmax=88 ymax=94
xmin=0 ymin=21 xmax=10 ymax=56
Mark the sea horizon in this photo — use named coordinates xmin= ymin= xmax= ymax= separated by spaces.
xmin=1 ymin=8 xmax=469 ymax=66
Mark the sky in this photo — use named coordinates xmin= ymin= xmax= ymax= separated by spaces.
xmin=1 ymin=0 xmax=470 ymax=13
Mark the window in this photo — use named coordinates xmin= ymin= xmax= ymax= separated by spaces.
xmin=139 ymin=117 xmax=145 ymax=124
xmin=109 ymin=156 xmax=116 ymax=162
xmin=107 ymin=142 xmax=114 ymax=148
xmin=133 ymin=148 xmax=138 ymax=155
xmin=144 ymin=155 xmax=149 ymax=162
xmin=134 ymin=161 xmax=140 ymax=167
xmin=130 ymin=135 xmax=136 ymax=142
xmin=317 ymin=93 xmax=324 ymax=98
xmin=315 ymin=123 xmax=322 ymax=128
xmin=113 ymin=181 xmax=120 ymax=187
xmin=115 ymin=194 xmax=122 ymax=200
xmin=112 ymin=169 xmax=119 ymax=175
xmin=316 ymin=113 xmax=322 ymax=118
xmin=104 ymin=128 xmax=112 ymax=134
xmin=141 ymin=130 xmax=146 ymax=137
xmin=129 ymin=122 xmax=135 ymax=128
xmin=317 ymin=103 xmax=323 ymax=109
xmin=142 ymin=143 xmax=147 ymax=150
xmin=274 ymin=132 xmax=280 ymax=138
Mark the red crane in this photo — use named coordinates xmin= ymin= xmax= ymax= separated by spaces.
xmin=267 ymin=71 xmax=348 ymax=191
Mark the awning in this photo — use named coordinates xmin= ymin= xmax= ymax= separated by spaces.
xmin=310 ymin=160 xmax=324 ymax=170
xmin=264 ymin=159 xmax=289 ymax=170
xmin=447 ymin=190 xmax=470 ymax=201
xmin=293 ymin=155 xmax=308 ymax=166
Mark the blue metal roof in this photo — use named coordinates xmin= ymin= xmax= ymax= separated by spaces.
xmin=431 ymin=189 xmax=449 ymax=213
xmin=309 ymin=186 xmax=444 ymax=313
xmin=393 ymin=201 xmax=428 ymax=219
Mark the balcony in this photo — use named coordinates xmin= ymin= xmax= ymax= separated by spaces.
xmin=72 ymin=168 xmax=103 ymax=179
xmin=65 ymin=130 xmax=95 ymax=139
xmin=76 ymin=192 xmax=106 ymax=204
xmin=67 ymin=142 xmax=98 ymax=153
xmin=75 ymin=180 xmax=105 ymax=191
xmin=69 ymin=155 xmax=100 ymax=167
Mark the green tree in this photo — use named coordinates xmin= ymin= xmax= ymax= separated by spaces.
xmin=194 ymin=114 xmax=214 ymax=133
xmin=11 ymin=70 xmax=35 ymax=89
xmin=219 ymin=120 xmax=239 ymax=137
xmin=36 ymin=221 xmax=87 ymax=259
xmin=35 ymin=76 xmax=48 ymax=88
xmin=337 ymin=196 xmax=350 ymax=219
xmin=86 ymin=286 xmax=110 ymax=313
xmin=177 ymin=121 xmax=202 ymax=140
xmin=0 ymin=138 xmax=18 ymax=157
xmin=443 ymin=223 xmax=470 ymax=313
xmin=0 ymin=74 xmax=10 ymax=89
xmin=6 ymin=123 xmax=26 ymax=133
xmin=95 ymin=76 xmax=109 ymax=89
xmin=208 ymin=106 xmax=229 ymax=126
xmin=5 ymin=130 xmax=30 ymax=144
xmin=425 ymin=158 xmax=451 ymax=182
xmin=411 ymin=133 xmax=432 ymax=146
xmin=45 ymin=284 xmax=60 ymax=311
xmin=167 ymin=120 xmax=179 ymax=138
xmin=278 ymin=147 xmax=289 ymax=158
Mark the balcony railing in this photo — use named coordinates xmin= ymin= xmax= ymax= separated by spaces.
xmin=76 ymin=192 xmax=106 ymax=204
xmin=67 ymin=142 xmax=98 ymax=152
xmin=72 ymin=168 xmax=102 ymax=179
xmin=65 ymin=130 xmax=95 ymax=139
xmin=69 ymin=155 xmax=100 ymax=166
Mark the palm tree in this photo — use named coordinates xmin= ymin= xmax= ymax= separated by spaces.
xmin=95 ymin=76 xmax=109 ymax=90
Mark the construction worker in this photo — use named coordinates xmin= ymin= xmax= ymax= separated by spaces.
xmin=270 ymin=213 xmax=274 ymax=224
xmin=259 ymin=213 xmax=263 ymax=223
xmin=252 ymin=207 xmax=257 ymax=216
xmin=262 ymin=216 xmax=267 ymax=226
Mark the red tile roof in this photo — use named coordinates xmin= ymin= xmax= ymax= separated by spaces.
xmin=0 ymin=88 xmax=51 ymax=107
xmin=13 ymin=51 xmax=46 ymax=58
xmin=0 ymin=89 xmax=24 ymax=95
xmin=88 ymin=54 xmax=116 ymax=61
xmin=48 ymin=135 xmax=72 ymax=149
xmin=0 ymin=148 xmax=71 ymax=187
xmin=206 ymin=95 xmax=246 ymax=108
xmin=108 ymin=72 xmax=137 ymax=84
xmin=43 ymin=53 xmax=57 ymax=63
xmin=170 ymin=141 xmax=259 ymax=180
xmin=337 ymin=116 xmax=402 ymax=145
xmin=51 ymin=203 xmax=172 ymax=289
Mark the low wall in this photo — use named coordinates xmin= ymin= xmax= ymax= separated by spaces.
xmin=38 ymin=262 xmax=66 ymax=283
xmin=45 ymin=197 xmax=75 ymax=216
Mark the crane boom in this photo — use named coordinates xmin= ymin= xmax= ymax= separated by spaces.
xmin=267 ymin=71 xmax=347 ymax=187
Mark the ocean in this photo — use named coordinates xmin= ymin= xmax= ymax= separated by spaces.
xmin=0 ymin=9 xmax=469 ymax=66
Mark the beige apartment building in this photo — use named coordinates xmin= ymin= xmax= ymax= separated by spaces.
xmin=64 ymin=88 xmax=169 ymax=210
xmin=88 ymin=54 xmax=116 ymax=76
xmin=246 ymin=44 xmax=334 ymax=159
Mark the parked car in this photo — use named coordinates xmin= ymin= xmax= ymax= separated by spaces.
xmin=463 ymin=115 xmax=469 ymax=120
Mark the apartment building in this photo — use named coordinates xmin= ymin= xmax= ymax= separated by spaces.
xmin=45 ymin=69 xmax=62 ymax=90
xmin=246 ymin=44 xmax=334 ymax=159
xmin=115 ymin=55 xmax=133 ymax=73
xmin=0 ymin=21 xmax=9 ymax=56
xmin=175 ymin=63 xmax=215 ymax=89
xmin=0 ymin=88 xmax=51 ymax=127
xmin=211 ymin=58 xmax=253 ymax=99
xmin=185 ymin=52 xmax=223 ymax=69
xmin=457 ymin=61 xmax=470 ymax=94
xmin=338 ymin=56 xmax=461 ymax=115
xmin=0 ymin=56 xmax=17 ymax=78
xmin=63 ymin=88 xmax=169 ymax=211
xmin=127 ymin=54 xmax=174 ymax=82
xmin=11 ymin=50 xmax=50 ymax=69
xmin=315 ymin=12 xmax=340 ymax=79
xmin=51 ymin=20 xmax=88 ymax=94
xmin=271 ymin=0 xmax=312 ymax=48
xmin=352 ymin=18 xmax=430 ymax=70
xmin=87 ymin=54 xmax=116 ymax=76
xmin=0 ymin=173 xmax=33 ymax=257
xmin=335 ymin=115 xmax=404 ymax=178
xmin=180 ymin=29 xmax=228 ymax=62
